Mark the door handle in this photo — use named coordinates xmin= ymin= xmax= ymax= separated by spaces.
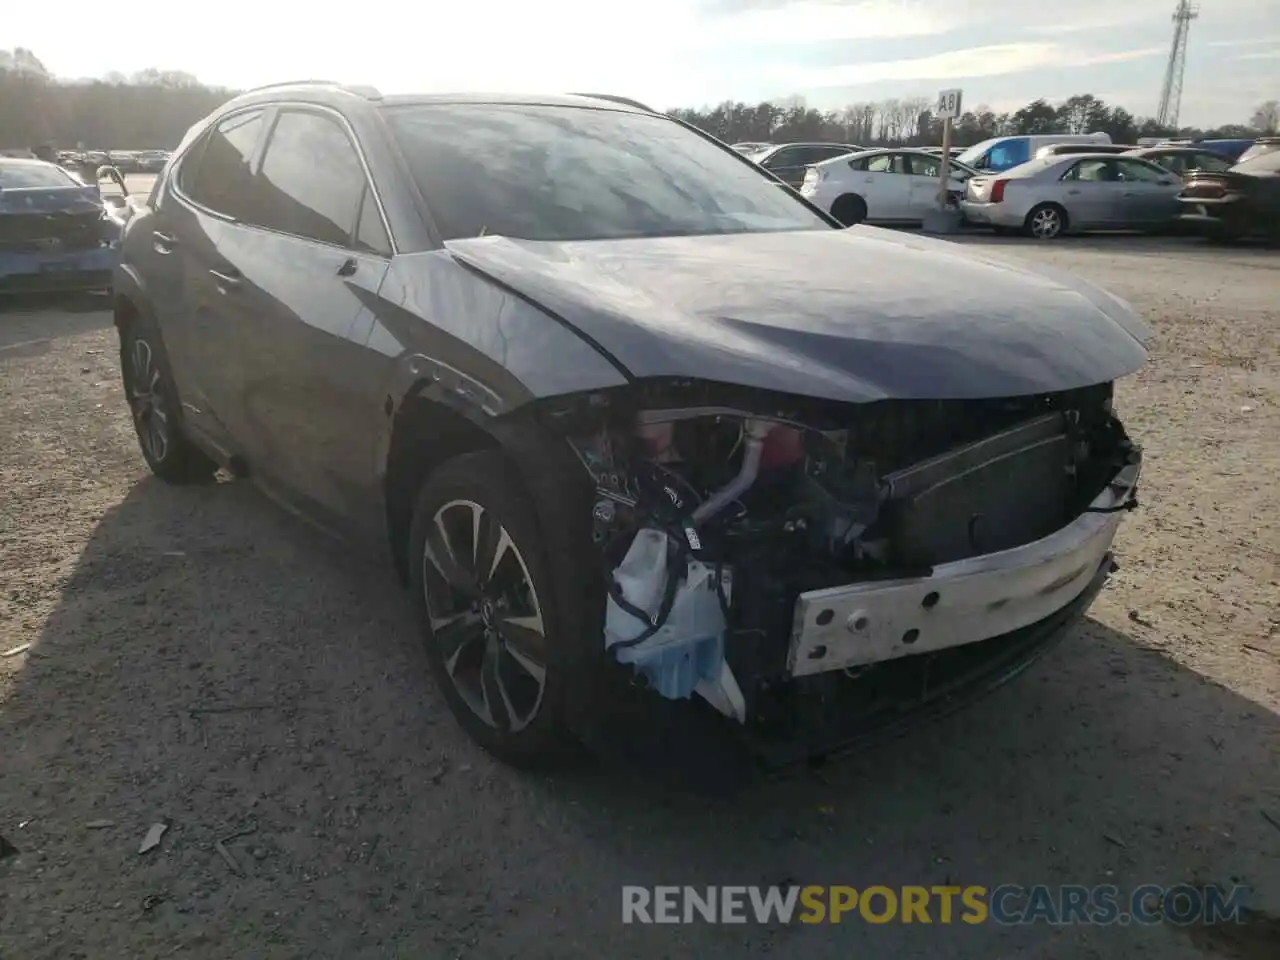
xmin=208 ymin=267 xmax=242 ymax=291
xmin=152 ymin=230 xmax=177 ymax=253
xmin=336 ymin=257 xmax=358 ymax=277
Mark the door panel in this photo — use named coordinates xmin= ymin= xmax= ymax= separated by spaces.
xmin=162 ymin=108 xmax=266 ymax=445
xmin=1114 ymin=159 xmax=1179 ymax=226
xmin=208 ymin=107 xmax=395 ymax=525
xmin=862 ymin=154 xmax=911 ymax=219
xmin=905 ymin=154 xmax=965 ymax=218
xmin=212 ymin=225 xmax=389 ymax=521
xmin=1061 ymin=159 xmax=1126 ymax=229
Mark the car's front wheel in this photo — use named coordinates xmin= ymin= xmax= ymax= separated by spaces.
xmin=119 ymin=318 xmax=218 ymax=484
xmin=408 ymin=450 xmax=575 ymax=767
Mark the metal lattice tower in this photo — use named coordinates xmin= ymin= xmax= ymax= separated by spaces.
xmin=1156 ymin=0 xmax=1199 ymax=128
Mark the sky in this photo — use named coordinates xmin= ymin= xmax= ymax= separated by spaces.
xmin=8 ymin=0 xmax=1280 ymax=128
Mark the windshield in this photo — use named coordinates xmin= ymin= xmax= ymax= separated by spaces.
xmin=0 ymin=161 xmax=78 ymax=189
xmin=956 ymin=138 xmax=1000 ymax=168
xmin=385 ymin=104 xmax=830 ymax=242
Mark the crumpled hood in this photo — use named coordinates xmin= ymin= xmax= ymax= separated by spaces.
xmin=445 ymin=227 xmax=1150 ymax=402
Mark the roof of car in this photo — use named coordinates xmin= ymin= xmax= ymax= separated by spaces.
xmin=378 ymin=91 xmax=653 ymax=112
xmin=0 ymin=157 xmax=54 ymax=168
xmin=218 ymin=84 xmax=663 ymax=121
xmin=811 ymin=146 xmax=954 ymax=166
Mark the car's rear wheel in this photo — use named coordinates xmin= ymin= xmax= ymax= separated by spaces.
xmin=831 ymin=194 xmax=867 ymax=226
xmin=1024 ymin=203 xmax=1067 ymax=240
xmin=119 ymin=317 xmax=218 ymax=484
xmin=409 ymin=450 xmax=575 ymax=767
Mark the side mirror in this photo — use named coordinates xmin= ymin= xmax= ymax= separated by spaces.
xmin=95 ymin=165 xmax=128 ymax=196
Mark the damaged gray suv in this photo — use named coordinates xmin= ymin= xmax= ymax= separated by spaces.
xmin=113 ymin=84 xmax=1146 ymax=788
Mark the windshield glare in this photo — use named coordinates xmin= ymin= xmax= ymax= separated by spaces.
xmin=0 ymin=161 xmax=78 ymax=189
xmin=385 ymin=104 xmax=830 ymax=242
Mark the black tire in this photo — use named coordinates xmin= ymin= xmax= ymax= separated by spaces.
xmin=118 ymin=314 xmax=219 ymax=484
xmin=1023 ymin=203 xmax=1068 ymax=240
xmin=831 ymin=194 xmax=867 ymax=226
xmin=408 ymin=450 xmax=576 ymax=767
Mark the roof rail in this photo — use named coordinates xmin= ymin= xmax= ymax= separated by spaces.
xmin=244 ymin=79 xmax=382 ymax=99
xmin=568 ymin=92 xmax=657 ymax=113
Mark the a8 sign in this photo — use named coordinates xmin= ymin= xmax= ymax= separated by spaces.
xmin=936 ymin=88 xmax=963 ymax=120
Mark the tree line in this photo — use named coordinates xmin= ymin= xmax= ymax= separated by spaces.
xmin=3 ymin=46 xmax=1277 ymax=152
xmin=670 ymin=95 xmax=1280 ymax=149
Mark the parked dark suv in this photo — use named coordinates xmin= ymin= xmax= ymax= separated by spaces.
xmin=114 ymin=83 xmax=1147 ymax=787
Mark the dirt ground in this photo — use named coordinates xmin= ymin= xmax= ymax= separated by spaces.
xmin=1 ymin=234 xmax=1277 ymax=960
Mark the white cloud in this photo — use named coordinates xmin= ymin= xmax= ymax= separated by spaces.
xmin=1208 ymin=35 xmax=1280 ymax=48
xmin=712 ymin=1 xmax=948 ymax=43
xmin=1239 ymin=50 xmax=1280 ymax=61
xmin=769 ymin=42 xmax=1165 ymax=89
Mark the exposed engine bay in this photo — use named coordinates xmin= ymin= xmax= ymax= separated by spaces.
xmin=562 ymin=380 xmax=1141 ymax=737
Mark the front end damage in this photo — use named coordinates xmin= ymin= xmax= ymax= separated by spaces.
xmin=542 ymin=379 xmax=1141 ymax=782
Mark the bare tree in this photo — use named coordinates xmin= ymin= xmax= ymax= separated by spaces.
xmin=1250 ymin=100 xmax=1279 ymax=134
xmin=900 ymin=96 xmax=930 ymax=144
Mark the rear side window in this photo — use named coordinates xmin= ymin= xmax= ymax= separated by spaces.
xmin=255 ymin=109 xmax=368 ymax=247
xmin=183 ymin=110 xmax=264 ymax=220
xmin=867 ymin=153 xmax=908 ymax=174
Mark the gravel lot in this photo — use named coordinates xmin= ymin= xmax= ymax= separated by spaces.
xmin=1 ymin=232 xmax=1277 ymax=960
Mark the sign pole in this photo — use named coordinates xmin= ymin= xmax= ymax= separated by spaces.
xmin=938 ymin=116 xmax=954 ymax=207
xmin=924 ymin=87 xmax=963 ymax=234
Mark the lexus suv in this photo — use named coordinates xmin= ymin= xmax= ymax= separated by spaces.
xmin=113 ymin=83 xmax=1147 ymax=788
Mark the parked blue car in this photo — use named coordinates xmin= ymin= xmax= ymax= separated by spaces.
xmin=0 ymin=158 xmax=123 ymax=296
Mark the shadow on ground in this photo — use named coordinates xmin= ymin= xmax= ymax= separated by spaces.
xmin=2 ymin=477 xmax=1277 ymax=959
xmin=0 ymin=294 xmax=113 ymax=357
xmin=943 ymin=231 xmax=1280 ymax=262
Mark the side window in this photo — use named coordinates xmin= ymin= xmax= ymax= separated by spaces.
xmin=1191 ymin=152 xmax=1231 ymax=173
xmin=809 ymin=146 xmax=851 ymax=163
xmin=867 ymin=153 xmax=906 ymax=173
xmin=255 ymin=109 xmax=370 ymax=247
xmin=761 ymin=148 xmax=797 ymax=169
xmin=1153 ymin=153 xmax=1184 ymax=174
xmin=182 ymin=110 xmax=265 ymax=220
xmin=1064 ymin=159 xmax=1113 ymax=182
xmin=354 ymin=186 xmax=392 ymax=256
xmin=1115 ymin=159 xmax=1165 ymax=182
xmin=909 ymin=154 xmax=940 ymax=177
xmin=847 ymin=157 xmax=867 ymax=172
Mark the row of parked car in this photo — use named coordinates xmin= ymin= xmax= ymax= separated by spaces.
xmin=55 ymin=148 xmax=171 ymax=174
xmin=734 ymin=134 xmax=1280 ymax=241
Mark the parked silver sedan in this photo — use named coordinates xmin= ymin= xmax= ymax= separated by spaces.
xmin=962 ymin=154 xmax=1182 ymax=239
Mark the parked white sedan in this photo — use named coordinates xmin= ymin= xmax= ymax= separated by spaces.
xmin=799 ymin=148 xmax=976 ymax=226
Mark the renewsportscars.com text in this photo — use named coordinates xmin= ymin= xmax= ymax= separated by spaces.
xmin=621 ymin=884 xmax=1249 ymax=926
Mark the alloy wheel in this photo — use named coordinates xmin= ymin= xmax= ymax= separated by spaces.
xmin=127 ymin=337 xmax=170 ymax=463
xmin=422 ymin=499 xmax=548 ymax=732
xmin=1030 ymin=207 xmax=1062 ymax=239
